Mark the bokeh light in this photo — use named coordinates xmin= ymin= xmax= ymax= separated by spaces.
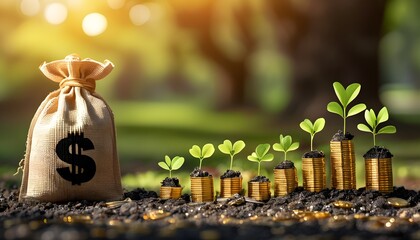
xmin=82 ymin=13 xmax=108 ymax=36
xmin=44 ymin=3 xmax=68 ymax=25
xmin=129 ymin=4 xmax=151 ymax=26
xmin=20 ymin=0 xmax=40 ymax=17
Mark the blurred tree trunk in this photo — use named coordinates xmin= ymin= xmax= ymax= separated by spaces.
xmin=272 ymin=0 xmax=387 ymax=116
xmin=174 ymin=1 xmax=256 ymax=108
xmin=173 ymin=0 xmax=386 ymax=111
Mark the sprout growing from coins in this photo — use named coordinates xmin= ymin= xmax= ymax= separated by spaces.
xmin=247 ymin=144 xmax=274 ymax=176
xmin=357 ymin=107 xmax=396 ymax=146
xmin=218 ymin=140 xmax=246 ymax=170
xmin=158 ymin=155 xmax=185 ymax=178
xmin=273 ymin=134 xmax=299 ymax=161
xmin=299 ymin=118 xmax=326 ymax=151
xmin=327 ymin=82 xmax=366 ymax=134
xmin=189 ymin=143 xmax=215 ymax=169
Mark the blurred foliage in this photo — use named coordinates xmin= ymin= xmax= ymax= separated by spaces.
xmin=0 ymin=0 xmax=419 ymax=189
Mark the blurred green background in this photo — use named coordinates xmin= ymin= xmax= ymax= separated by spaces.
xmin=0 ymin=0 xmax=419 ymax=191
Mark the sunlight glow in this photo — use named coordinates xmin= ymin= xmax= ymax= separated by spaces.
xmin=82 ymin=13 xmax=108 ymax=36
xmin=20 ymin=0 xmax=40 ymax=16
xmin=129 ymin=4 xmax=151 ymax=26
xmin=107 ymin=0 xmax=125 ymax=10
xmin=44 ymin=3 xmax=68 ymax=25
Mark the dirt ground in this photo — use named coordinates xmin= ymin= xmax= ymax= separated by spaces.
xmin=0 ymin=184 xmax=419 ymax=240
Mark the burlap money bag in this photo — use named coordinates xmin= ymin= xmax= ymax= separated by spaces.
xmin=19 ymin=54 xmax=123 ymax=202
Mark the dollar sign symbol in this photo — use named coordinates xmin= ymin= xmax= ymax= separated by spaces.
xmin=55 ymin=132 xmax=96 ymax=185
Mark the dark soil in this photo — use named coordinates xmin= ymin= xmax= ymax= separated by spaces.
xmin=0 ymin=184 xmax=419 ymax=239
xmin=331 ymin=130 xmax=354 ymax=141
xmin=302 ymin=150 xmax=325 ymax=158
xmin=364 ymin=146 xmax=394 ymax=159
xmin=161 ymin=177 xmax=181 ymax=187
xmin=249 ymin=176 xmax=270 ymax=183
xmin=274 ymin=160 xmax=295 ymax=169
xmin=189 ymin=167 xmax=211 ymax=177
xmin=220 ymin=170 xmax=241 ymax=179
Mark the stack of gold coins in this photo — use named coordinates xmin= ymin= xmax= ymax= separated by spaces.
xmin=160 ymin=186 xmax=182 ymax=199
xmin=220 ymin=177 xmax=242 ymax=198
xmin=273 ymin=168 xmax=298 ymax=196
xmin=330 ymin=140 xmax=356 ymax=189
xmin=190 ymin=176 xmax=214 ymax=202
xmin=365 ymin=157 xmax=393 ymax=193
xmin=247 ymin=181 xmax=271 ymax=201
xmin=302 ymin=157 xmax=326 ymax=192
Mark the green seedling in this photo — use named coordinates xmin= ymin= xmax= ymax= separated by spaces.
xmin=273 ymin=134 xmax=299 ymax=161
xmin=218 ymin=139 xmax=246 ymax=170
xmin=300 ymin=118 xmax=326 ymax=151
xmin=189 ymin=143 xmax=215 ymax=169
xmin=158 ymin=155 xmax=185 ymax=178
xmin=247 ymin=144 xmax=274 ymax=176
xmin=357 ymin=107 xmax=396 ymax=146
xmin=327 ymin=82 xmax=366 ymax=134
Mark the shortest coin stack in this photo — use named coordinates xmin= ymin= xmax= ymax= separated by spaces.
xmin=248 ymin=181 xmax=271 ymax=201
xmin=365 ymin=158 xmax=393 ymax=193
xmin=302 ymin=157 xmax=326 ymax=192
xmin=190 ymin=176 xmax=214 ymax=202
xmin=160 ymin=186 xmax=182 ymax=200
xmin=220 ymin=177 xmax=243 ymax=198
xmin=274 ymin=168 xmax=298 ymax=197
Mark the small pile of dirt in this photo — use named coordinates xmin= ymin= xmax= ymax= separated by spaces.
xmin=220 ymin=170 xmax=241 ymax=179
xmin=249 ymin=176 xmax=270 ymax=182
xmin=189 ymin=167 xmax=211 ymax=177
xmin=363 ymin=146 xmax=394 ymax=158
xmin=302 ymin=150 xmax=325 ymax=158
xmin=331 ymin=130 xmax=354 ymax=141
xmin=274 ymin=160 xmax=295 ymax=169
xmin=160 ymin=177 xmax=181 ymax=187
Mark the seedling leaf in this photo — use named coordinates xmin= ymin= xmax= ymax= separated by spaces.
xmin=171 ymin=157 xmax=185 ymax=170
xmin=202 ymin=144 xmax=215 ymax=158
xmin=218 ymin=141 xmax=231 ymax=155
xmin=313 ymin=118 xmax=326 ymax=133
xmin=247 ymin=155 xmax=259 ymax=162
xmin=232 ymin=140 xmax=246 ymax=154
xmin=165 ymin=155 xmax=171 ymax=167
xmin=357 ymin=123 xmax=371 ymax=132
xmin=273 ymin=143 xmax=284 ymax=152
xmin=256 ymin=144 xmax=270 ymax=158
xmin=261 ymin=153 xmax=274 ymax=162
xmin=189 ymin=145 xmax=201 ymax=159
xmin=377 ymin=107 xmax=389 ymax=124
xmin=333 ymin=82 xmax=348 ymax=106
xmin=377 ymin=125 xmax=396 ymax=134
xmin=327 ymin=101 xmax=344 ymax=117
xmin=158 ymin=161 xmax=170 ymax=170
xmin=346 ymin=83 xmax=361 ymax=105
xmin=289 ymin=142 xmax=299 ymax=151
xmin=300 ymin=119 xmax=313 ymax=134
xmin=348 ymin=103 xmax=366 ymax=117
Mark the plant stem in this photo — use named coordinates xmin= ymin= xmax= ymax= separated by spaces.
xmin=230 ymin=155 xmax=234 ymax=170
xmin=343 ymin=107 xmax=347 ymax=134
xmin=257 ymin=162 xmax=261 ymax=176
xmin=310 ymin=135 xmax=314 ymax=151
xmin=169 ymin=170 xmax=172 ymax=178
xmin=199 ymin=158 xmax=203 ymax=169
xmin=284 ymin=152 xmax=287 ymax=161
xmin=373 ymin=133 xmax=376 ymax=146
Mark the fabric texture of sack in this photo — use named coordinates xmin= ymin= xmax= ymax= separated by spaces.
xmin=19 ymin=54 xmax=123 ymax=202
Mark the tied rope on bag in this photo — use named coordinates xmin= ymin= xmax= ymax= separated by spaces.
xmin=19 ymin=54 xmax=123 ymax=202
